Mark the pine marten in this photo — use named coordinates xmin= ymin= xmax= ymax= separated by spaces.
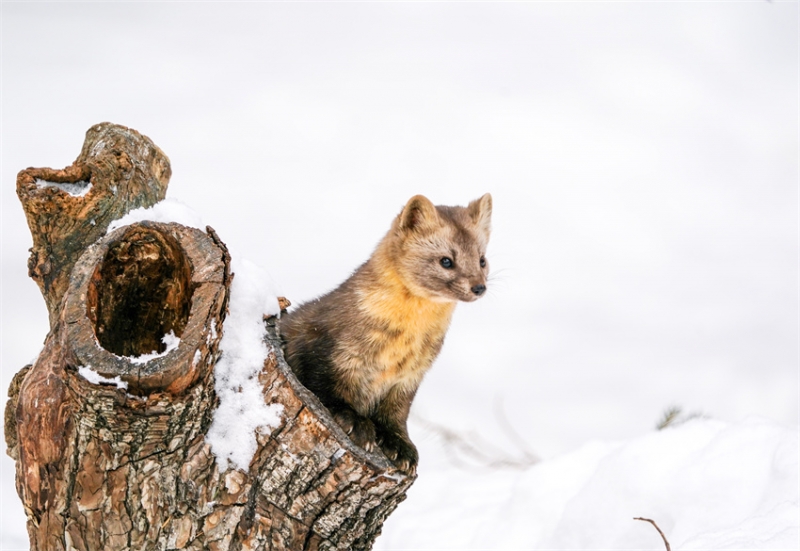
xmin=280 ymin=194 xmax=492 ymax=474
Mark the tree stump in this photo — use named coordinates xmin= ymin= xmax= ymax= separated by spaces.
xmin=5 ymin=123 xmax=414 ymax=551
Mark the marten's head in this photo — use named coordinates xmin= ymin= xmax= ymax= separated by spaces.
xmin=386 ymin=193 xmax=492 ymax=303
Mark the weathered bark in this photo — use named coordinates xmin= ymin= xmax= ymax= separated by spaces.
xmin=6 ymin=124 xmax=413 ymax=551
xmin=16 ymin=122 xmax=171 ymax=328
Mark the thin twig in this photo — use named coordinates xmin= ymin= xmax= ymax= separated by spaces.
xmin=656 ymin=406 xmax=683 ymax=430
xmin=656 ymin=405 xmax=707 ymax=430
xmin=411 ymin=409 xmax=539 ymax=471
xmin=634 ymin=517 xmax=671 ymax=551
xmin=493 ymin=396 xmax=539 ymax=464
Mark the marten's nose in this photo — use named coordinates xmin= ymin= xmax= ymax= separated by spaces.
xmin=471 ymin=284 xmax=486 ymax=296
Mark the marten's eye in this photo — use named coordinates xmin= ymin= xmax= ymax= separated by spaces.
xmin=440 ymin=257 xmax=454 ymax=269
xmin=480 ymin=256 xmax=486 ymax=268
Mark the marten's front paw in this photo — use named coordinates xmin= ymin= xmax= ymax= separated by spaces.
xmin=378 ymin=432 xmax=418 ymax=476
xmin=331 ymin=407 xmax=378 ymax=452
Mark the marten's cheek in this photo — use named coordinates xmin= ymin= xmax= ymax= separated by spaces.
xmin=412 ymin=275 xmax=453 ymax=303
xmin=437 ymin=278 xmax=467 ymax=302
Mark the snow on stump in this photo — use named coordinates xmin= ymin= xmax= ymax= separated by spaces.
xmin=5 ymin=123 xmax=413 ymax=551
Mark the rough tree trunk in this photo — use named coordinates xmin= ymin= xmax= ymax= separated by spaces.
xmin=5 ymin=123 xmax=413 ymax=551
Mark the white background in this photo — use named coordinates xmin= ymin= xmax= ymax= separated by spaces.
xmin=1 ymin=1 xmax=797 ymax=549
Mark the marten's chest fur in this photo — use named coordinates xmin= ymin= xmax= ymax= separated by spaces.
xmin=281 ymin=262 xmax=455 ymax=416
xmin=338 ymin=267 xmax=456 ymax=412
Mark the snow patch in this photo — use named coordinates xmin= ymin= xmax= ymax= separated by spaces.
xmin=35 ymin=178 xmax=92 ymax=197
xmin=206 ymin=258 xmax=283 ymax=472
xmin=78 ymin=365 xmax=128 ymax=390
xmin=122 ymin=330 xmax=181 ymax=364
xmin=107 ymin=198 xmax=205 ymax=233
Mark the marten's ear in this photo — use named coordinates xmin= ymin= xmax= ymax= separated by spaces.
xmin=398 ymin=195 xmax=439 ymax=232
xmin=468 ymin=193 xmax=492 ymax=238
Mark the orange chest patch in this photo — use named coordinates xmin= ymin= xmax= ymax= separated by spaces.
xmin=357 ymin=281 xmax=455 ymax=383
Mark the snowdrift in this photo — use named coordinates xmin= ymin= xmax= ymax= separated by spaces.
xmin=376 ymin=417 xmax=799 ymax=550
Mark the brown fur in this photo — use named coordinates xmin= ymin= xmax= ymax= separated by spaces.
xmin=280 ymin=194 xmax=492 ymax=473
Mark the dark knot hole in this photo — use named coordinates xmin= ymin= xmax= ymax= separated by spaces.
xmin=87 ymin=227 xmax=193 ymax=358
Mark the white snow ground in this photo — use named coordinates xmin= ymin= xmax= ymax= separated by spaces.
xmin=377 ymin=416 xmax=798 ymax=550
